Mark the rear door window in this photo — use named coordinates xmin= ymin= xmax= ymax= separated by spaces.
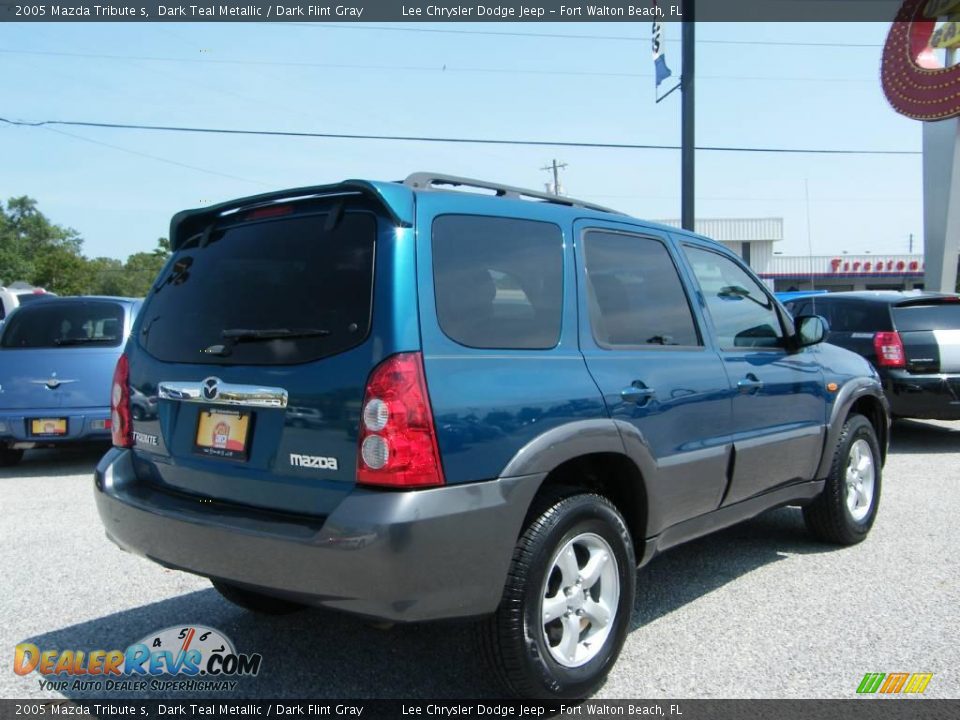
xmin=582 ymin=231 xmax=700 ymax=348
xmin=2 ymin=301 xmax=125 ymax=348
xmin=138 ymin=209 xmax=376 ymax=365
xmin=822 ymin=300 xmax=889 ymax=332
xmin=432 ymin=215 xmax=563 ymax=349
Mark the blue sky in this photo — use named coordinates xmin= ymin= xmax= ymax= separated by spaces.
xmin=0 ymin=21 xmax=921 ymax=259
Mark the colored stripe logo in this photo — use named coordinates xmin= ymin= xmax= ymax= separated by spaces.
xmin=857 ymin=672 xmax=933 ymax=694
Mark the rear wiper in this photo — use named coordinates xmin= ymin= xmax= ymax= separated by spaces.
xmin=221 ymin=328 xmax=331 ymax=342
xmin=54 ymin=336 xmax=118 ymax=346
xmin=204 ymin=327 xmax=331 ymax=356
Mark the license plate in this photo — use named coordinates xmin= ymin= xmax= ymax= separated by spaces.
xmin=30 ymin=418 xmax=67 ymax=436
xmin=194 ymin=408 xmax=251 ymax=460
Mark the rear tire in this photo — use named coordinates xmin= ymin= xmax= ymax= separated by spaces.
xmin=211 ymin=580 xmax=306 ymax=615
xmin=479 ymin=493 xmax=635 ymax=699
xmin=0 ymin=447 xmax=24 ymax=467
xmin=804 ymin=414 xmax=881 ymax=545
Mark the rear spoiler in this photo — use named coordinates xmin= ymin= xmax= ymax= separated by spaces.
xmin=169 ymin=179 xmax=415 ymax=251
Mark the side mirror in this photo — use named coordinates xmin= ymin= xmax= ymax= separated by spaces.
xmin=794 ymin=314 xmax=828 ymax=348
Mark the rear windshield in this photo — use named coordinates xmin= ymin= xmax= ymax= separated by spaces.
xmin=1 ymin=301 xmax=125 ymax=349
xmin=892 ymin=302 xmax=960 ymax=332
xmin=138 ymin=209 xmax=376 ymax=365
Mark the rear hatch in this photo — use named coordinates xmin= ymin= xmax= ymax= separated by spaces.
xmin=892 ymin=297 xmax=960 ymax=373
xmin=129 ymin=196 xmax=388 ymax=517
xmin=0 ymin=299 xmax=126 ymax=410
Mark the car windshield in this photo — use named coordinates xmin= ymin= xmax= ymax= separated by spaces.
xmin=1 ymin=300 xmax=125 ymax=349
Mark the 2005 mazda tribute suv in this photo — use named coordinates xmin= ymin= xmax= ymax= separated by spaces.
xmin=96 ymin=173 xmax=889 ymax=698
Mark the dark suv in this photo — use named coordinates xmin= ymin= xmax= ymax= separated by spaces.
xmin=96 ymin=173 xmax=889 ymax=699
xmin=784 ymin=291 xmax=960 ymax=420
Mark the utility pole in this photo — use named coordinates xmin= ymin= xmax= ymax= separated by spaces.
xmin=541 ymin=159 xmax=567 ymax=195
xmin=681 ymin=2 xmax=695 ymax=231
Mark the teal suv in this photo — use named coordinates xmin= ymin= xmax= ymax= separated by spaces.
xmin=95 ymin=173 xmax=889 ymax=698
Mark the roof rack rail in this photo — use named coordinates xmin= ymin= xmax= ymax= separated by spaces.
xmin=403 ymin=172 xmax=626 ymax=216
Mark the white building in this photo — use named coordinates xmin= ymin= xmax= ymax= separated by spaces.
xmin=658 ymin=218 xmax=926 ymax=292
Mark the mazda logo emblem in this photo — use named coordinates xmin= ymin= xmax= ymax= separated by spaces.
xmin=202 ymin=377 xmax=220 ymax=401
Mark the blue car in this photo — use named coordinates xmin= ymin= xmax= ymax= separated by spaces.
xmin=0 ymin=296 xmax=141 ymax=466
xmin=95 ymin=173 xmax=887 ymax=698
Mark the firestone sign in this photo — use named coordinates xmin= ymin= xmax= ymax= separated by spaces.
xmin=829 ymin=257 xmax=925 ymax=274
xmin=881 ymin=0 xmax=960 ymax=120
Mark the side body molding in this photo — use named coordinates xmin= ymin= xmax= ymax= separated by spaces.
xmin=499 ymin=419 xmax=655 ymax=480
xmin=815 ymin=377 xmax=890 ymax=479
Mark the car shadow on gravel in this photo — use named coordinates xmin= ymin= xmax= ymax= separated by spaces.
xmin=0 ymin=446 xmax=108 ymax=480
xmin=889 ymin=419 xmax=960 ymax=454
xmin=17 ymin=507 xmax=828 ymax=700
xmin=631 ymin=506 xmax=828 ymax=628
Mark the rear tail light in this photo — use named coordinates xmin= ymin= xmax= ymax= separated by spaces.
xmin=111 ymin=355 xmax=133 ymax=448
xmin=873 ymin=331 xmax=906 ymax=368
xmin=356 ymin=353 xmax=445 ymax=488
xmin=245 ymin=204 xmax=293 ymax=221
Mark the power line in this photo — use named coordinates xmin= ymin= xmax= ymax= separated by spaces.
xmin=39 ymin=126 xmax=267 ymax=186
xmin=0 ymin=117 xmax=921 ymax=156
xmin=0 ymin=48 xmax=875 ymax=83
xmin=289 ymin=23 xmax=884 ymax=47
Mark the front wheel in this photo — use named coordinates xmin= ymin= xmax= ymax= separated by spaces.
xmin=479 ymin=493 xmax=636 ymax=699
xmin=804 ymin=413 xmax=882 ymax=545
xmin=0 ymin=447 xmax=24 ymax=467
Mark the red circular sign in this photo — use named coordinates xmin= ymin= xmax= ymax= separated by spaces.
xmin=882 ymin=0 xmax=960 ymax=120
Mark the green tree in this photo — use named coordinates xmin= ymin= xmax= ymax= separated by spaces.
xmin=121 ymin=238 xmax=170 ymax=297
xmin=87 ymin=257 xmax=128 ymax=296
xmin=33 ymin=246 xmax=89 ymax=296
xmin=0 ymin=196 xmax=85 ymax=292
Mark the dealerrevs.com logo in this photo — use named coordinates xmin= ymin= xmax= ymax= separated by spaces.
xmin=14 ymin=625 xmax=262 ymax=693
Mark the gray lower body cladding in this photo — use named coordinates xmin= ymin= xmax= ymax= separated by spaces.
xmin=94 ymin=448 xmax=544 ymax=622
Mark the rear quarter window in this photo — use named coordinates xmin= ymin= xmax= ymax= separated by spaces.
xmin=432 ymin=215 xmax=563 ymax=350
xmin=1 ymin=301 xmax=125 ymax=349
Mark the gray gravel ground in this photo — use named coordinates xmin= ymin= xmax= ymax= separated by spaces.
xmin=1 ymin=420 xmax=957 ymax=700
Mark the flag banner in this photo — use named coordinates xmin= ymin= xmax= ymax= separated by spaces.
xmin=652 ymin=20 xmax=673 ymax=87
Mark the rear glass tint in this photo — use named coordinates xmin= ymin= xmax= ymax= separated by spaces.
xmin=892 ymin=302 xmax=960 ymax=332
xmin=139 ymin=210 xmax=376 ymax=365
xmin=432 ymin=215 xmax=563 ymax=349
xmin=1 ymin=301 xmax=124 ymax=349
xmin=797 ymin=299 xmax=891 ymax=332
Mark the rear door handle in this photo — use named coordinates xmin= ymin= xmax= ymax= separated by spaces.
xmin=737 ymin=374 xmax=763 ymax=394
xmin=621 ymin=382 xmax=656 ymax=405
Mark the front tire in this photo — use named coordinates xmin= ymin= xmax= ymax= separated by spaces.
xmin=0 ymin=447 xmax=24 ymax=467
xmin=479 ymin=493 xmax=635 ymax=699
xmin=804 ymin=414 xmax=882 ymax=545
xmin=211 ymin=580 xmax=306 ymax=615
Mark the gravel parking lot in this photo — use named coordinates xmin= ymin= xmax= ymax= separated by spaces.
xmin=1 ymin=421 xmax=958 ymax=700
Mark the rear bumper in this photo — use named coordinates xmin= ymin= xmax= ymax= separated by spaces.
xmin=882 ymin=371 xmax=960 ymax=420
xmin=0 ymin=408 xmax=111 ymax=445
xmin=94 ymin=448 xmax=543 ymax=622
